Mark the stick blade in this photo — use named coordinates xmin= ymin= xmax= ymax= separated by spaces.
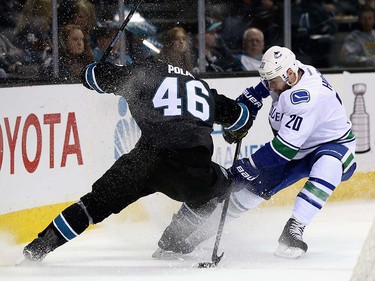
xmin=198 ymin=261 xmax=216 ymax=268
xmin=197 ymin=252 xmax=224 ymax=268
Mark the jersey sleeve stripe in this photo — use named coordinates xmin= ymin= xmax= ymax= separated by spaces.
xmin=85 ymin=64 xmax=105 ymax=94
xmin=251 ymin=142 xmax=289 ymax=168
xmin=270 ymin=136 xmax=299 ymax=160
xmin=336 ymin=129 xmax=356 ymax=144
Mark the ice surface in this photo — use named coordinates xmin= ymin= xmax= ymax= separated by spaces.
xmin=1 ymin=200 xmax=374 ymax=281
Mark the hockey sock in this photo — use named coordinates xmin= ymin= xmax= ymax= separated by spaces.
xmin=293 ymin=156 xmax=342 ymax=225
xmin=228 ymin=188 xmax=265 ymax=218
xmin=24 ymin=201 xmax=95 ymax=261
xmin=52 ymin=201 xmax=92 ymax=241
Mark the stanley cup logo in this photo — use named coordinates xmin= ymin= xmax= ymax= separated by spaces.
xmin=350 ymin=83 xmax=370 ymax=153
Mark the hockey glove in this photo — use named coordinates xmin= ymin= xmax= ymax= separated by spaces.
xmin=81 ymin=61 xmax=112 ymax=93
xmin=228 ymin=157 xmax=260 ymax=185
xmin=222 ymin=101 xmax=254 ymax=144
xmin=223 ymin=125 xmax=250 ymax=144
xmin=236 ymin=82 xmax=269 ymax=120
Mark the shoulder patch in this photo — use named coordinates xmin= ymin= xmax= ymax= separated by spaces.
xmin=290 ymin=90 xmax=310 ymax=104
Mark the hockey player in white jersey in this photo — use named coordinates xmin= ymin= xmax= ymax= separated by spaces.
xmin=153 ymin=46 xmax=357 ymax=259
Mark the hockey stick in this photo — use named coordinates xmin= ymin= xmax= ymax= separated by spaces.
xmin=100 ymin=0 xmax=143 ymax=62
xmin=198 ymin=140 xmax=242 ymax=268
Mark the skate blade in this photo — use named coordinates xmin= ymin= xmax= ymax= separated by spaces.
xmin=274 ymin=244 xmax=305 ymax=259
xmin=152 ymin=247 xmax=185 ymax=260
xmin=15 ymin=257 xmax=40 ymax=266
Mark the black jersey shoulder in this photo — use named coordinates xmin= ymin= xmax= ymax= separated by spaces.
xmin=129 ymin=58 xmax=195 ymax=79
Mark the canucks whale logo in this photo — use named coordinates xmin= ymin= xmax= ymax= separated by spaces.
xmin=114 ymin=97 xmax=141 ymax=160
xmin=291 ymin=90 xmax=310 ymax=104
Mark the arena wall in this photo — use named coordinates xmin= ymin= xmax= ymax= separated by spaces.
xmin=1 ymin=72 xmax=374 ymax=243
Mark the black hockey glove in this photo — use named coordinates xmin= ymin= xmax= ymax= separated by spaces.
xmin=236 ymin=82 xmax=269 ymax=120
xmin=81 ymin=61 xmax=113 ymax=93
xmin=222 ymin=100 xmax=254 ymax=144
xmin=222 ymin=126 xmax=250 ymax=144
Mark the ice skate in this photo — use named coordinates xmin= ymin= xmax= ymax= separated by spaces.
xmin=274 ymin=217 xmax=308 ymax=259
xmin=23 ymin=226 xmax=66 ymax=262
xmin=152 ymin=213 xmax=198 ymax=259
xmin=151 ymin=247 xmax=187 ymax=260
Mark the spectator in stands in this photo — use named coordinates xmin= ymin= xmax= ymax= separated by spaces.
xmin=0 ymin=0 xmax=24 ymax=41
xmin=40 ymin=24 xmax=93 ymax=79
xmin=58 ymin=0 xmax=97 ymax=47
xmin=236 ymin=27 xmax=265 ymax=71
xmin=363 ymin=0 xmax=375 ymax=9
xmin=249 ymin=0 xmax=284 ymax=50
xmin=92 ymin=22 xmax=133 ymax=65
xmin=157 ymin=27 xmax=194 ymax=72
xmin=340 ymin=6 xmax=375 ymax=67
xmin=218 ymin=2 xmax=253 ymax=52
xmin=292 ymin=0 xmax=338 ymax=68
xmin=193 ymin=17 xmax=241 ymax=72
xmin=0 ymin=33 xmax=26 ymax=78
xmin=333 ymin=0 xmax=360 ymax=17
xmin=91 ymin=0 xmax=118 ymax=23
xmin=14 ymin=0 xmax=52 ymax=64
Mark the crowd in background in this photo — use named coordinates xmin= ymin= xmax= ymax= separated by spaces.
xmin=0 ymin=0 xmax=375 ymax=81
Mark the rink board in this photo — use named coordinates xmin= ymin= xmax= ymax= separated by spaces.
xmin=1 ymin=71 xmax=374 ymax=243
xmin=1 ymin=171 xmax=374 ymax=244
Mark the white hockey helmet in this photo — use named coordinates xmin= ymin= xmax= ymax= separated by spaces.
xmin=258 ymin=46 xmax=299 ymax=86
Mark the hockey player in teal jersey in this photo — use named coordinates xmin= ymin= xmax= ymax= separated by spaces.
xmin=22 ymin=58 xmax=258 ymax=262
xmin=154 ymin=46 xmax=357 ymax=259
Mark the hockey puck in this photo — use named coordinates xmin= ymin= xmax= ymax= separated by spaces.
xmin=198 ymin=262 xmax=216 ymax=268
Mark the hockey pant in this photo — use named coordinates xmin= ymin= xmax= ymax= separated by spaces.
xmin=37 ymin=142 xmax=231 ymax=247
xmin=180 ymin=142 xmax=356 ymax=248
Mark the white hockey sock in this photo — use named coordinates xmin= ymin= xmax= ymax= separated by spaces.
xmin=293 ymin=156 xmax=342 ymax=225
xmin=228 ymin=188 xmax=265 ymax=218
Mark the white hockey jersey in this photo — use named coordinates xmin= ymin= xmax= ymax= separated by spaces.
xmin=267 ymin=62 xmax=355 ymax=161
